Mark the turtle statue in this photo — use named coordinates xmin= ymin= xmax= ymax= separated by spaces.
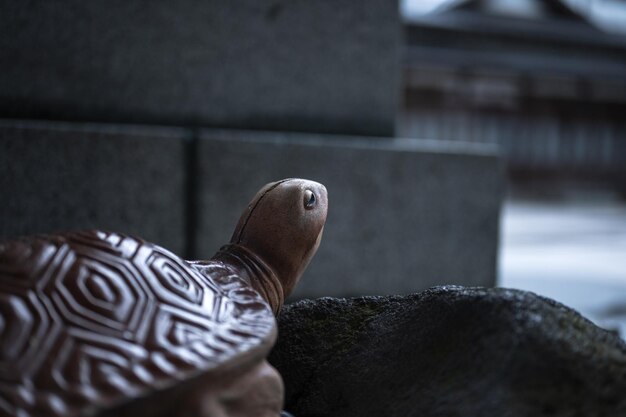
xmin=0 ymin=178 xmax=328 ymax=417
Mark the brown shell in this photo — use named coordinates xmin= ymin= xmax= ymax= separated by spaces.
xmin=0 ymin=230 xmax=276 ymax=417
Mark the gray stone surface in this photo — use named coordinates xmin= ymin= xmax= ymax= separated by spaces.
xmin=269 ymin=286 xmax=626 ymax=417
xmin=196 ymin=130 xmax=502 ymax=298
xmin=0 ymin=120 xmax=187 ymax=255
xmin=0 ymin=0 xmax=399 ymax=136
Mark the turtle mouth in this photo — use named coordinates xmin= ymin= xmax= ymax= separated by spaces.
xmin=233 ymin=179 xmax=293 ymax=244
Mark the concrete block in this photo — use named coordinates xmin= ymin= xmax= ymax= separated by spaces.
xmin=0 ymin=0 xmax=400 ymax=136
xmin=195 ymin=130 xmax=504 ymax=299
xmin=0 ymin=120 xmax=188 ymax=255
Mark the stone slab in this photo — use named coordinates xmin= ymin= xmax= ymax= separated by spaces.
xmin=0 ymin=0 xmax=399 ymax=136
xmin=196 ymin=130 xmax=503 ymax=298
xmin=0 ymin=120 xmax=188 ymax=255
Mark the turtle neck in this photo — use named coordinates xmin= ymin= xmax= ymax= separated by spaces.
xmin=210 ymin=244 xmax=284 ymax=315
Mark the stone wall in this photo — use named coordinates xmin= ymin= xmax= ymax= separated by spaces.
xmin=1 ymin=1 xmax=504 ymax=297
xmin=0 ymin=121 xmax=188 ymax=254
xmin=0 ymin=121 xmax=503 ymax=298
xmin=0 ymin=0 xmax=399 ymax=137
xmin=197 ymin=130 xmax=503 ymax=298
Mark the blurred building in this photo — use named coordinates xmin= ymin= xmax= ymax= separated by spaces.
xmin=400 ymin=0 xmax=626 ymax=188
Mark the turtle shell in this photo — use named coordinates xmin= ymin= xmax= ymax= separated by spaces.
xmin=0 ymin=230 xmax=276 ymax=417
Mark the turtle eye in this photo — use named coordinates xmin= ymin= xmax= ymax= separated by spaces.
xmin=303 ymin=189 xmax=316 ymax=210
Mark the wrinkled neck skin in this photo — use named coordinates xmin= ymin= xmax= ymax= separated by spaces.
xmin=211 ymin=244 xmax=284 ymax=314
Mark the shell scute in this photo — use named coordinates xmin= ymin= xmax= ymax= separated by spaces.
xmin=0 ymin=230 xmax=275 ymax=417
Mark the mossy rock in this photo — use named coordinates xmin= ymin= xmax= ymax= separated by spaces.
xmin=270 ymin=286 xmax=626 ymax=417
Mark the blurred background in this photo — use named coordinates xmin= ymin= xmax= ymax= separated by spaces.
xmin=401 ymin=0 xmax=626 ymax=335
xmin=1 ymin=1 xmax=625 ymax=334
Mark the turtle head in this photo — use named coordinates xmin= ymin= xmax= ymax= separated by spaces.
xmin=229 ymin=179 xmax=328 ymax=307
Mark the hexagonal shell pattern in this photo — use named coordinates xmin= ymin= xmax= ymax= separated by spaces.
xmin=0 ymin=231 xmax=275 ymax=417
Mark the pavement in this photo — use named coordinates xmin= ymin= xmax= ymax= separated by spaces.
xmin=498 ymin=192 xmax=626 ymax=337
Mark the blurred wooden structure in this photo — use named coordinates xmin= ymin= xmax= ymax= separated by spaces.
xmin=401 ymin=0 xmax=626 ymax=187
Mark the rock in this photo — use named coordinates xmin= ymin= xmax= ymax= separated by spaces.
xmin=269 ymin=286 xmax=626 ymax=417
